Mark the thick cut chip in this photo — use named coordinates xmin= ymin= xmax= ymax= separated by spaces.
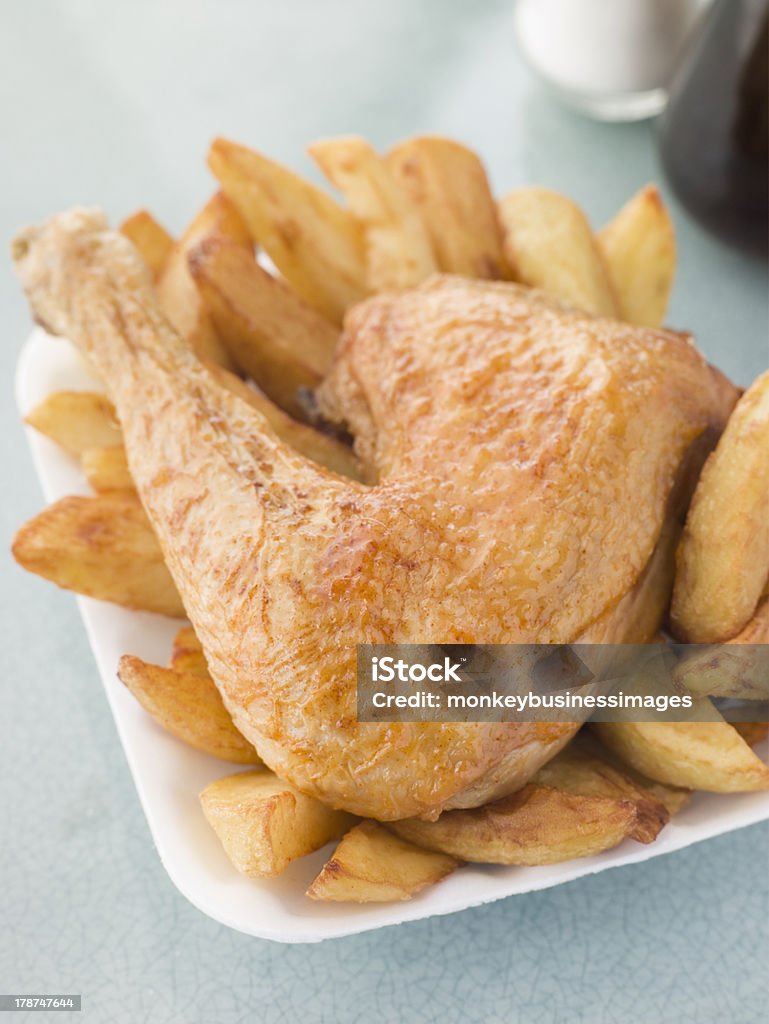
xmin=498 ymin=186 xmax=617 ymax=316
xmin=671 ymin=369 xmax=769 ymax=643
xmin=307 ymin=821 xmax=458 ymax=903
xmin=190 ymin=237 xmax=338 ymax=419
xmin=119 ymin=210 xmax=174 ymax=280
xmin=390 ymin=786 xmax=639 ymax=865
xmin=208 ymin=137 xmax=367 ymax=322
xmin=309 ymin=135 xmax=437 ymax=291
xmin=119 ymin=655 xmax=261 ymax=764
xmin=673 ymin=598 xmax=769 ymax=700
xmin=157 ymin=192 xmax=250 ymax=368
xmin=25 ymin=391 xmax=121 ymax=455
xmin=532 ymin=732 xmax=671 ymax=842
xmin=387 ymin=135 xmax=510 ymax=279
xmin=592 ymin=713 xmax=769 ymax=792
xmin=388 ymin=733 xmax=669 ymax=864
xmin=12 ymin=494 xmax=184 ymax=618
xmin=200 ymin=770 xmax=355 ymax=877
xmin=598 ymin=185 xmax=676 ymax=327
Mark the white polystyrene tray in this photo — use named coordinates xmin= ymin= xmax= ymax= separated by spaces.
xmin=15 ymin=327 xmax=769 ymax=943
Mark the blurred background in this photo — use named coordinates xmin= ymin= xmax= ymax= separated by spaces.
xmin=1 ymin=2 xmax=767 ymax=1022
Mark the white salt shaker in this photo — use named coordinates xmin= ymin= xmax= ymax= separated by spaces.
xmin=514 ymin=0 xmax=708 ymax=121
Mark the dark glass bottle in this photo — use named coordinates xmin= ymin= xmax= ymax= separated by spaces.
xmin=659 ymin=0 xmax=768 ymax=257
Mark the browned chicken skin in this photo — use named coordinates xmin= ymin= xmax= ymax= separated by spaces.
xmin=12 ymin=210 xmax=736 ymax=820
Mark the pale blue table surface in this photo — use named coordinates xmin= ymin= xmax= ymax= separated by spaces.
xmin=1 ymin=3 xmax=767 ymax=1022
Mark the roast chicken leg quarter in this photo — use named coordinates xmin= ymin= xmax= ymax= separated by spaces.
xmin=12 ymin=210 xmax=736 ymax=820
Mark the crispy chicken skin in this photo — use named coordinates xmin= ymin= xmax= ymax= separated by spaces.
xmin=12 ymin=210 xmax=736 ymax=820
